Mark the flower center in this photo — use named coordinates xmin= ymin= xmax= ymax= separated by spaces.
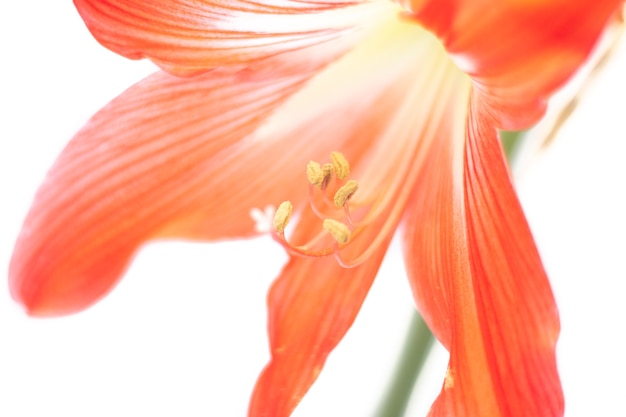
xmin=271 ymin=151 xmax=366 ymax=267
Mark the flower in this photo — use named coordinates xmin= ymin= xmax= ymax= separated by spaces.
xmin=9 ymin=0 xmax=622 ymax=416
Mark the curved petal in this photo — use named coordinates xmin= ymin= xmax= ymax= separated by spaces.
xmin=249 ymin=234 xmax=390 ymax=417
xmin=73 ymin=0 xmax=386 ymax=75
xmin=405 ymin=0 xmax=623 ymax=129
xmin=9 ymin=64 xmax=331 ymax=317
xmin=403 ymin=93 xmax=562 ymax=416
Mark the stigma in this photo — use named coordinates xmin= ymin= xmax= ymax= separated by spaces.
xmin=271 ymin=151 xmax=364 ymax=267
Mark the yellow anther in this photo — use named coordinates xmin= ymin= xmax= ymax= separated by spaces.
xmin=333 ymin=180 xmax=359 ymax=207
xmin=330 ymin=152 xmax=350 ymax=180
xmin=306 ymin=161 xmax=324 ymax=188
xmin=273 ymin=201 xmax=293 ymax=233
xmin=323 ymin=219 xmax=351 ymax=244
xmin=321 ymin=163 xmax=334 ymax=187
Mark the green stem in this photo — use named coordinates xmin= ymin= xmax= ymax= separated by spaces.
xmin=499 ymin=130 xmax=525 ymax=161
xmin=374 ymin=310 xmax=435 ymax=417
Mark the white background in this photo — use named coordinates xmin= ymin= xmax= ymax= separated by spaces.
xmin=1 ymin=2 xmax=624 ymax=416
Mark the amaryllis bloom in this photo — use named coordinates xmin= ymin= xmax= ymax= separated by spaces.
xmin=9 ymin=0 xmax=623 ymax=416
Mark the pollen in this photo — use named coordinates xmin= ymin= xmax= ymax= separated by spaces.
xmin=323 ymin=219 xmax=351 ymax=244
xmin=273 ymin=200 xmax=293 ymax=233
xmin=444 ymin=369 xmax=455 ymax=390
xmin=330 ymin=151 xmax=350 ymax=180
xmin=306 ymin=161 xmax=324 ymax=188
xmin=333 ymin=180 xmax=359 ymax=207
xmin=321 ymin=163 xmax=334 ymax=188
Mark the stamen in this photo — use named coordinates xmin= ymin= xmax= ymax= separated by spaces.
xmin=323 ymin=219 xmax=351 ymax=244
xmin=306 ymin=161 xmax=325 ymax=188
xmin=321 ymin=163 xmax=334 ymax=189
xmin=273 ymin=201 xmax=293 ymax=233
xmin=272 ymin=150 xmax=366 ymax=264
xmin=330 ymin=151 xmax=350 ymax=180
xmin=333 ymin=180 xmax=359 ymax=207
xmin=307 ymin=185 xmax=324 ymax=219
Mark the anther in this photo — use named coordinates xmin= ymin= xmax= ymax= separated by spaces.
xmin=321 ymin=163 xmax=334 ymax=188
xmin=323 ymin=219 xmax=351 ymax=244
xmin=330 ymin=152 xmax=350 ymax=180
xmin=333 ymin=180 xmax=359 ymax=207
xmin=273 ymin=201 xmax=293 ymax=233
xmin=306 ymin=161 xmax=324 ymax=188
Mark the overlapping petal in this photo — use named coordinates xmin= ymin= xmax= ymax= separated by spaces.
xmin=12 ymin=0 xmax=609 ymax=413
xmin=406 ymin=0 xmax=623 ymax=129
xmin=249 ymin=20 xmax=476 ymax=415
xmin=403 ymin=92 xmax=562 ymax=416
xmin=73 ymin=0 xmax=386 ymax=75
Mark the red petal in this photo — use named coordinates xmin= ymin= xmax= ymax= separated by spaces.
xmin=406 ymin=0 xmax=623 ymax=129
xmin=249 ymin=212 xmax=392 ymax=417
xmin=9 ymin=66 xmax=325 ymax=317
xmin=73 ymin=0 xmax=383 ymax=75
xmin=403 ymin=94 xmax=563 ymax=416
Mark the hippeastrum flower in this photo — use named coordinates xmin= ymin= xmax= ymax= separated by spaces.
xmin=10 ymin=0 xmax=623 ymax=416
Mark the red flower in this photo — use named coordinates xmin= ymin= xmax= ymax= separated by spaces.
xmin=9 ymin=0 xmax=622 ymax=416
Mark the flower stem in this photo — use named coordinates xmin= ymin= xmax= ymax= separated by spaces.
xmin=373 ymin=310 xmax=435 ymax=417
xmin=500 ymin=129 xmax=524 ymax=158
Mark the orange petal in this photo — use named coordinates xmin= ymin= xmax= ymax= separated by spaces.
xmin=73 ymin=0 xmax=384 ymax=76
xmin=249 ymin=214 xmax=392 ymax=417
xmin=9 ymin=66 xmax=329 ymax=317
xmin=405 ymin=0 xmax=623 ymax=129
xmin=403 ymin=93 xmax=563 ymax=416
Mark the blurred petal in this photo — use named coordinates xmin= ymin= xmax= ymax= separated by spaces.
xmin=9 ymin=65 xmax=328 ymax=317
xmin=403 ymin=94 xmax=562 ymax=416
xmin=406 ymin=0 xmax=623 ymax=129
xmin=73 ymin=0 xmax=387 ymax=75
xmin=249 ymin=238 xmax=390 ymax=417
